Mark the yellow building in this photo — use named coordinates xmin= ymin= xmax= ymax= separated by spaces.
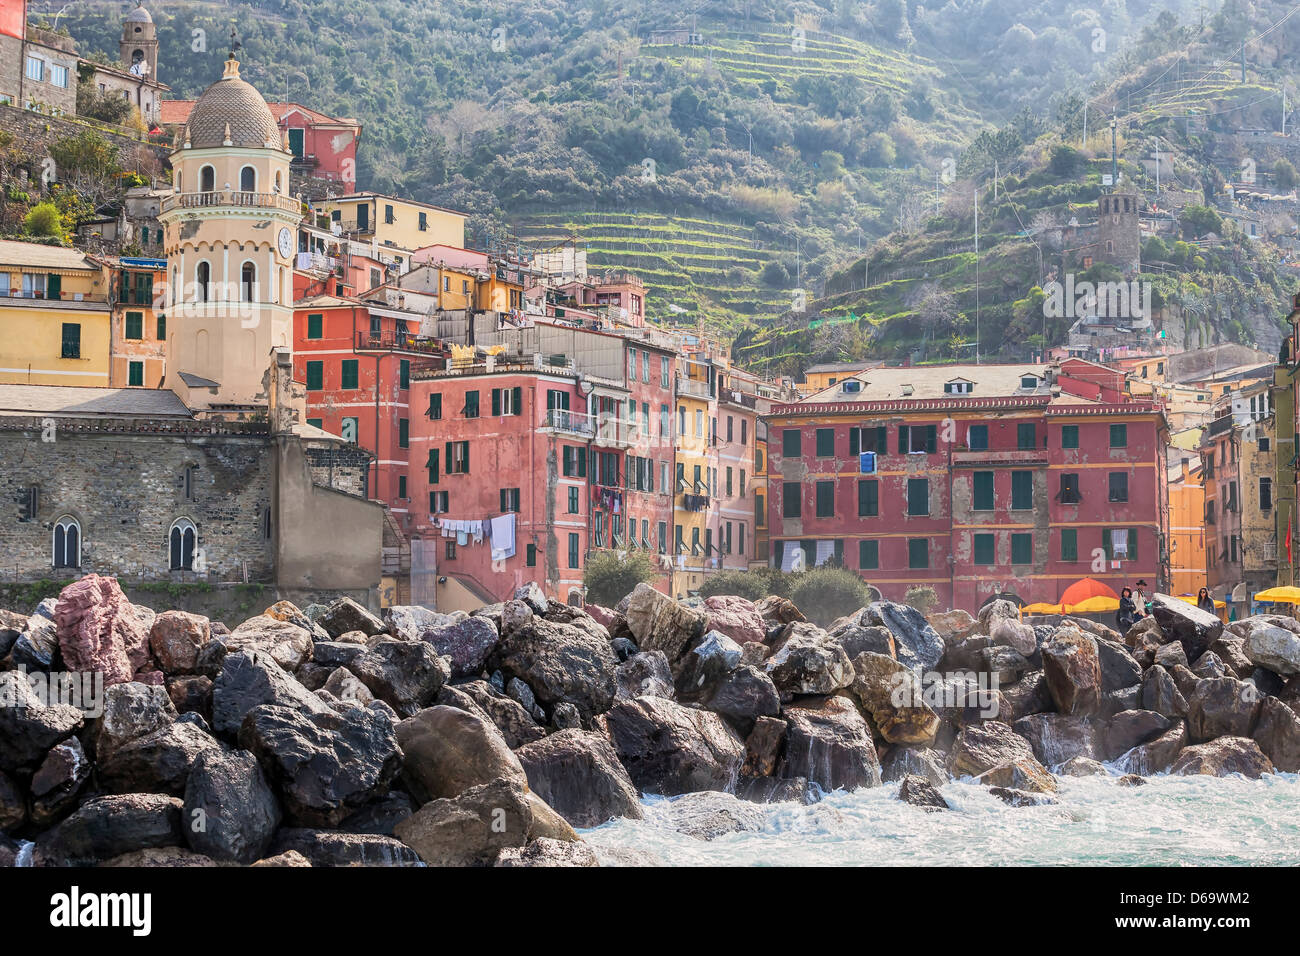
xmin=323 ymin=193 xmax=465 ymax=264
xmin=0 ymin=241 xmax=111 ymax=386
xmin=1167 ymin=454 xmax=1207 ymax=599
xmin=798 ymin=359 xmax=878 ymax=397
xmin=672 ymin=355 xmax=715 ymax=597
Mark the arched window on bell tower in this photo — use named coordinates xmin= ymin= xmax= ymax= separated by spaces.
xmin=200 ymin=165 xmax=215 ymax=192
xmin=241 ymin=261 xmax=256 ymax=302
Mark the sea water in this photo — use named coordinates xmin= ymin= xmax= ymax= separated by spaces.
xmin=580 ymin=773 xmax=1300 ymax=866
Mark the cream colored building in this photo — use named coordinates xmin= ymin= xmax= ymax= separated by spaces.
xmin=158 ymin=54 xmax=301 ymax=411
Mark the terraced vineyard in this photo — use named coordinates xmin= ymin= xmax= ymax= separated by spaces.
xmin=514 ymin=211 xmax=796 ymax=331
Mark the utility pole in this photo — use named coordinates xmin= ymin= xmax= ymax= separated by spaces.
xmin=1155 ymin=137 xmax=1161 ymax=195
xmin=1110 ymin=114 xmax=1119 ymax=190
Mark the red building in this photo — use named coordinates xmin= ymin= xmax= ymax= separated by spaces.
xmin=292 ymin=293 xmax=445 ymax=516
xmin=765 ymin=361 xmax=1169 ymax=612
xmin=407 ymin=361 xmax=592 ymax=609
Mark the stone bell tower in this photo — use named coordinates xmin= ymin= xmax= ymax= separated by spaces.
xmin=121 ymin=5 xmax=159 ymax=81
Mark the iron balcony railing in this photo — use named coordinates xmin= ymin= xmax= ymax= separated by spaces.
xmin=353 ymin=330 xmax=445 ymax=355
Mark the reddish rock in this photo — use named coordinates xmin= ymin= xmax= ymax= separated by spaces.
xmin=584 ymin=604 xmax=618 ymax=631
xmin=150 ymin=611 xmax=211 ymax=675
xmin=703 ymin=595 xmax=767 ymax=645
xmin=54 ymin=575 xmax=152 ymax=685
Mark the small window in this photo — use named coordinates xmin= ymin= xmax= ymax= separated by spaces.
xmin=447 ymin=440 xmax=470 ymax=474
xmin=907 ymin=478 xmax=929 ymax=516
xmin=908 ymin=538 xmax=929 ymax=569
xmin=341 ymin=359 xmax=358 ymax=390
xmin=1110 ymin=424 xmax=1128 ymax=448
xmin=1061 ymin=425 xmax=1079 ymax=449
xmin=1011 ymin=533 xmax=1033 ymax=565
xmin=60 ymin=323 xmax=80 ymax=359
xmin=463 ymin=391 xmax=480 ymax=418
xmin=1017 ymin=423 xmax=1036 ymax=450
xmin=857 ymin=479 xmax=878 ymax=517
xmin=500 ymin=488 xmax=521 ymax=512
xmin=169 ymin=518 xmax=197 ymax=571
xmin=398 ymin=418 xmax=409 ymax=448
xmin=526 ymin=544 xmax=537 ymax=567
xmin=973 ymin=533 xmax=994 ymax=565
xmin=815 ymin=480 xmax=835 ymax=517
xmin=815 ymin=428 xmax=835 ymax=458
xmin=1059 ymin=473 xmax=1080 ymax=504
xmin=427 ymin=393 xmax=442 ymax=420
xmin=1020 ymin=376 xmax=1039 ymax=389
xmin=782 ymin=482 xmax=801 ymax=518
xmin=398 ymin=476 xmax=407 ymax=500
xmin=1261 ymin=477 xmax=1273 ymax=510
xmin=53 ymin=515 xmax=80 ymax=569
xmin=419 ymin=211 xmax=428 ymax=231
xmin=307 ymin=313 xmax=323 ymax=339
xmin=972 ymin=472 xmax=994 ymax=511
xmin=968 ymin=424 xmax=988 ymax=450
xmin=446 ymin=540 xmax=457 ymax=560
xmin=859 ymin=539 xmax=879 ymax=570
xmin=1108 ymin=472 xmax=1129 ymax=503
xmin=430 ymin=490 xmax=448 ymax=513
xmin=1011 ymin=471 xmax=1033 ymax=510
xmin=128 ymin=360 xmax=144 ymax=386
xmin=782 ymin=429 xmax=802 ymax=458
xmin=157 ymin=314 xmax=166 ymax=340
xmin=125 ymin=311 xmax=144 ymax=340
xmin=568 ymin=533 xmax=580 ymax=569
xmin=1061 ymin=528 xmax=1078 ymax=562
xmin=306 ymin=360 xmax=323 ymax=391
xmin=568 ymin=487 xmax=579 ymax=513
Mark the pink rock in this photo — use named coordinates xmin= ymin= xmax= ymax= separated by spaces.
xmin=585 ymin=605 xmax=618 ymax=630
xmin=704 ymin=595 xmax=766 ymax=645
xmin=54 ymin=575 xmax=153 ymax=685
xmin=149 ymin=611 xmax=211 ymax=674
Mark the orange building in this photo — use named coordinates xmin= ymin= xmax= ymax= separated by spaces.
xmin=108 ymin=257 xmax=166 ymax=388
xmin=1167 ymin=454 xmax=1207 ymax=599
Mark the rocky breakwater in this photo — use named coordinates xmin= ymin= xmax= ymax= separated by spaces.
xmin=4 ymin=578 xmax=1298 ymax=868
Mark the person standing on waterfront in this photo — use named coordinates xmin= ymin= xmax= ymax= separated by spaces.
xmin=1117 ymin=587 xmax=1138 ymax=631
xmin=1197 ymin=587 xmax=1215 ymax=614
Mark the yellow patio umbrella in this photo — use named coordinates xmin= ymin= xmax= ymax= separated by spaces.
xmin=1252 ymin=586 xmax=1300 ymax=604
xmin=1022 ymin=602 xmax=1063 ymax=615
xmin=1065 ymin=595 xmax=1121 ymax=614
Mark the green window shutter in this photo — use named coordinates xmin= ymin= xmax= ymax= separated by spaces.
xmin=1110 ymin=424 xmax=1127 ymax=448
xmin=341 ymin=359 xmax=358 ymax=390
xmin=512 ymin=387 xmax=522 ymax=416
xmin=858 ymin=479 xmax=878 ymax=516
xmin=307 ymin=313 xmax=323 ymax=339
xmin=463 ymin=442 xmax=470 ymax=473
xmin=908 ymin=538 xmax=928 ymax=568
xmin=974 ymin=533 xmax=994 ymax=565
xmin=491 ymin=388 xmax=501 ymax=416
xmin=427 ymin=448 xmax=439 ymax=483
xmin=907 ymin=478 xmax=929 ymax=515
xmin=1128 ymin=528 xmax=1139 ymax=562
xmin=877 ymin=426 xmax=888 ymax=452
xmin=1102 ymin=530 xmax=1113 ymax=561
xmin=445 ymin=442 xmax=452 ymax=474
xmin=1012 ymin=533 xmax=1032 ymax=564
xmin=128 ymin=361 xmax=143 ymax=386
xmin=306 ymin=361 xmax=323 ymax=391
xmin=973 ymin=472 xmax=994 ymax=511
xmin=306 ymin=418 xmax=322 ymax=429
xmin=399 ymin=418 xmax=409 ymax=448
xmin=898 ymin=425 xmax=910 ymax=454
xmin=125 ymin=311 xmax=143 ymax=339
xmin=1061 ymin=528 xmax=1078 ymax=562
xmin=849 ymin=428 xmax=860 ymax=455
xmin=156 ymin=314 xmax=166 ymax=340
xmin=399 ymin=359 xmax=410 ymax=390
xmin=1011 ymin=471 xmax=1033 ymax=510
xmin=1062 ymin=425 xmax=1078 ymax=449
xmin=925 ymin=424 xmax=937 ymax=453
xmin=859 ymin=539 xmax=878 ymax=570
xmin=578 ymin=447 xmax=587 ymax=478
xmin=816 ymin=428 xmax=834 ymax=457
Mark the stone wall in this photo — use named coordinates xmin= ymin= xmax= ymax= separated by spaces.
xmin=0 ymin=419 xmax=275 ymax=582
xmin=0 ymin=102 xmax=169 ymax=176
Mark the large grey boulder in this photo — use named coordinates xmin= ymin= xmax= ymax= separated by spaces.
xmin=516 ymin=729 xmax=643 ymax=828
xmin=778 ymin=695 xmax=882 ymax=791
xmin=183 ymin=749 xmax=281 ymax=864
xmin=395 ymin=705 xmax=526 ymax=804
xmin=489 ymin=618 xmax=619 ymax=721
xmin=605 ymin=696 xmax=745 ymax=796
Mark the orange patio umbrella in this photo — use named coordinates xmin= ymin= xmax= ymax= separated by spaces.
xmin=1059 ymin=577 xmax=1119 ymax=606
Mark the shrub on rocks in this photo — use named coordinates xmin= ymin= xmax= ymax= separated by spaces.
xmin=788 ymin=568 xmax=875 ymax=627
